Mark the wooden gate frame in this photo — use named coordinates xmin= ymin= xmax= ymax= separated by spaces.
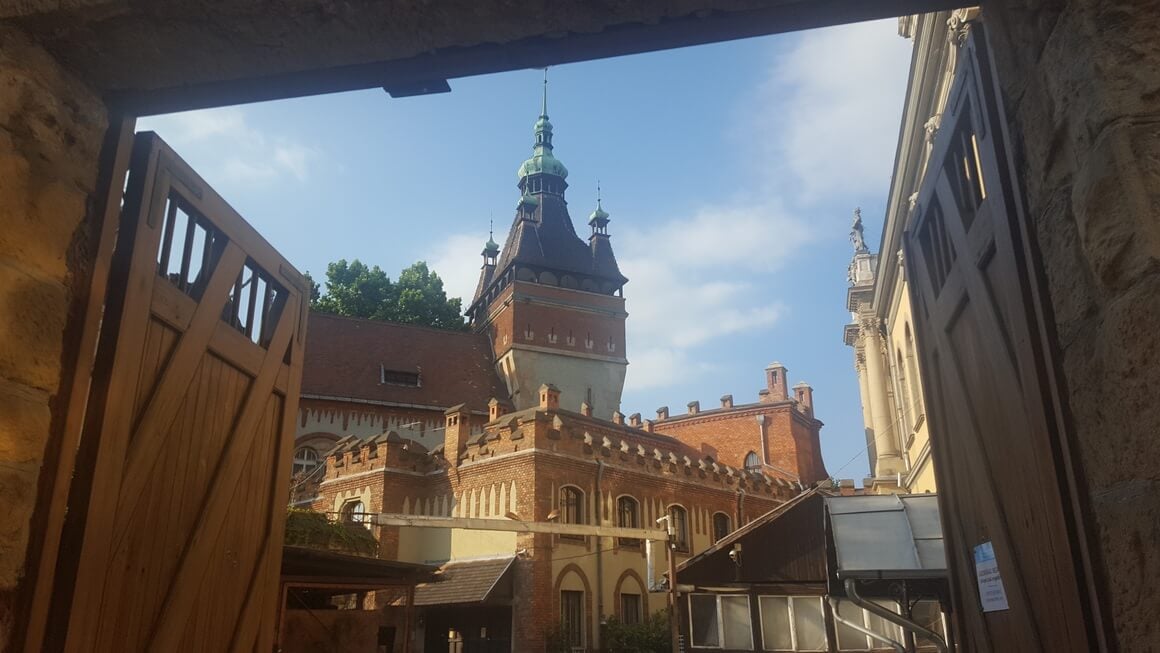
xmin=24 ymin=129 xmax=310 ymax=653
xmin=901 ymin=26 xmax=1107 ymax=652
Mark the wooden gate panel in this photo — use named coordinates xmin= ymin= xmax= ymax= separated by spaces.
xmin=903 ymin=30 xmax=1095 ymax=652
xmin=56 ymin=131 xmax=307 ymax=652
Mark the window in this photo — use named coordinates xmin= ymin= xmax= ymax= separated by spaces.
xmin=744 ymin=451 xmax=761 ymax=471
xmin=340 ymin=499 xmax=369 ymax=528
xmin=759 ymin=596 xmax=827 ymax=651
xmin=904 ymin=323 xmax=924 ymax=420
xmin=669 ymin=505 xmax=689 ymax=553
xmin=560 ymin=486 xmax=584 ymax=541
xmin=621 ymin=593 xmax=642 ymax=625
xmin=560 ymin=590 xmax=584 ymax=648
xmin=617 ymin=496 xmax=640 ymax=548
xmin=292 ymin=447 xmax=320 ymax=475
xmin=833 ymin=600 xmax=904 ymax=651
xmin=712 ymin=513 xmax=732 ymax=544
xmin=690 ymin=594 xmax=753 ymax=649
xmin=380 ymin=365 xmax=420 ymax=387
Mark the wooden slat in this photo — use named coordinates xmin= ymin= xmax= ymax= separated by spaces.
xmin=63 ymin=133 xmax=172 ymax=652
xmin=112 ymin=241 xmax=246 ymax=538
xmin=147 ymin=295 xmax=298 ymax=651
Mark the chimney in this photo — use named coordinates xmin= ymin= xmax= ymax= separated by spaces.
xmin=764 ymin=361 xmax=788 ymax=402
xmin=539 ymin=383 xmax=560 ymax=410
xmin=720 ymin=394 xmax=733 ymax=409
xmin=687 ymin=401 xmax=700 ymax=415
xmin=612 ymin=411 xmax=625 ymax=425
xmin=443 ymin=404 xmax=470 ymax=466
xmin=839 ymin=479 xmax=856 ymax=496
xmin=628 ymin=413 xmax=642 ymax=428
xmin=488 ymin=397 xmax=506 ymax=422
xmin=793 ymin=381 xmax=814 ymax=418
xmin=580 ymin=401 xmax=593 ymax=417
xmin=656 ymin=406 xmax=669 ymax=421
xmin=643 ymin=419 xmax=654 ymax=433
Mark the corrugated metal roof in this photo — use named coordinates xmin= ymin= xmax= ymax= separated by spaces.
xmin=825 ymin=494 xmax=946 ymax=580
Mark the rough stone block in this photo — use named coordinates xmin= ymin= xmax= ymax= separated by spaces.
xmin=0 ymin=152 xmax=89 ymax=281
xmin=0 ymin=261 xmax=69 ymax=394
xmin=1070 ymin=119 xmax=1160 ymax=291
xmin=0 ymin=378 xmax=51 ymax=464
xmin=0 ymin=460 xmax=38 ymax=588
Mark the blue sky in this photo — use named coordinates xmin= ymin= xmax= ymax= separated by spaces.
xmin=140 ymin=18 xmax=913 ymax=482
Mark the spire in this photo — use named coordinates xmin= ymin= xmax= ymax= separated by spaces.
xmin=541 ymin=67 xmax=548 ymax=119
xmin=482 ymin=218 xmax=500 ymax=261
xmin=588 ymin=180 xmax=610 ymax=236
xmin=517 ymin=69 xmax=569 ymax=189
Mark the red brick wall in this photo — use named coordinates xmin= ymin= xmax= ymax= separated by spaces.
xmin=652 ymin=403 xmax=829 ymax=485
xmin=482 ymin=282 xmax=626 ymax=361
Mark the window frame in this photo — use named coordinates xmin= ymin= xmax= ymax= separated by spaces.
xmin=620 ymin=592 xmax=642 ymax=626
xmin=757 ymin=595 xmax=827 ymax=652
xmin=744 ymin=451 xmax=762 ymax=471
xmin=669 ymin=504 xmax=690 ymax=553
xmin=617 ymin=495 xmax=640 ymax=548
xmin=292 ymin=446 xmax=320 ymax=475
xmin=712 ymin=512 xmax=732 ymax=544
xmin=560 ymin=589 xmax=585 ymax=648
xmin=688 ymin=592 xmax=755 ymax=650
xmin=559 ymin=485 xmax=585 ymax=541
xmin=339 ymin=499 xmax=370 ymax=528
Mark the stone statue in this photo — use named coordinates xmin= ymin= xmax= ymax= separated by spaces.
xmin=850 ymin=207 xmax=869 ymax=253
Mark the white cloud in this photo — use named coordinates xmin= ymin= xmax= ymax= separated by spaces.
xmin=139 ymin=107 xmax=319 ymax=187
xmin=428 ymin=233 xmax=489 ymax=304
xmin=750 ymin=19 xmax=913 ymax=201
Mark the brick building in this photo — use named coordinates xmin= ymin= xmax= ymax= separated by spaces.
xmin=291 ymin=90 xmax=828 ymax=652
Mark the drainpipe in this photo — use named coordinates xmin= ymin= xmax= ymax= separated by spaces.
xmin=828 ymin=596 xmax=905 ymax=653
xmin=596 ymin=459 xmax=605 ymax=649
xmin=735 ymin=489 xmax=744 ymax=529
xmin=755 ymin=415 xmax=769 ymax=465
xmin=845 ymin=579 xmax=949 ymax=653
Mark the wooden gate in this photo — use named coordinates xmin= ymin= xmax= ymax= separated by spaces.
xmin=902 ymin=29 xmax=1099 ymax=652
xmin=46 ymin=132 xmax=308 ymax=652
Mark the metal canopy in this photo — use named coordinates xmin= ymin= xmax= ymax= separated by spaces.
xmin=825 ymin=494 xmax=946 ymax=580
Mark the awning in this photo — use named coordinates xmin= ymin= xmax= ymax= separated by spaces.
xmin=413 ymin=556 xmax=517 ymax=606
xmin=281 ymin=545 xmax=437 ymax=587
xmin=825 ymin=494 xmax=946 ymax=581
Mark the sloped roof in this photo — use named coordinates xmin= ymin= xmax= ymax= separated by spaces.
xmin=412 ymin=556 xmax=516 ymax=606
xmin=302 ymin=312 xmax=509 ymax=413
xmin=494 ymin=194 xmax=626 ymax=285
xmin=825 ymin=494 xmax=946 ymax=580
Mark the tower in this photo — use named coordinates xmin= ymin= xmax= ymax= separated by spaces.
xmin=466 ymin=76 xmax=628 ymax=414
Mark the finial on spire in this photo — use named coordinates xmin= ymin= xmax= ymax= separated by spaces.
xmin=541 ymin=67 xmax=549 ymax=118
xmin=596 ymin=179 xmax=602 ymax=208
xmin=489 ymin=215 xmax=494 ymax=240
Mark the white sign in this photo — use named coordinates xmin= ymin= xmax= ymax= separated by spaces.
xmin=973 ymin=541 xmax=1009 ymax=612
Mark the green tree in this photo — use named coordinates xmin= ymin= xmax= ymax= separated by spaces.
xmin=307 ymin=259 xmax=467 ymax=331
xmin=600 ymin=612 xmax=672 ymax=653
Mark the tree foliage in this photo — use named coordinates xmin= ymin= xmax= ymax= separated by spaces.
xmin=305 ymin=259 xmax=466 ymax=330
xmin=600 ymin=612 xmax=672 ymax=653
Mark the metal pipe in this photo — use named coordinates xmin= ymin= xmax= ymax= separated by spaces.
xmin=845 ymin=579 xmax=948 ymax=653
xmin=828 ymin=596 xmax=905 ymax=653
xmin=595 ymin=460 xmax=605 ymax=650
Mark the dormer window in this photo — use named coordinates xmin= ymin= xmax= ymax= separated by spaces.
xmin=380 ymin=364 xmax=420 ymax=387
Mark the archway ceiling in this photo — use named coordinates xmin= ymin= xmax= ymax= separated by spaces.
xmin=6 ymin=0 xmax=961 ymax=114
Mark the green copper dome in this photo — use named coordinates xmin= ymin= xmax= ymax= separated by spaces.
xmin=589 ymin=203 xmax=609 ymax=222
xmin=483 ymin=235 xmax=500 ymax=256
xmin=517 ymin=191 xmax=540 ymax=209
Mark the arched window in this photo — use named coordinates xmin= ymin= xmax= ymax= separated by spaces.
xmin=617 ymin=496 xmax=640 ymax=548
xmin=905 ymin=323 xmax=924 ymax=419
xmin=896 ymin=348 xmax=913 ymax=427
xmin=340 ymin=499 xmax=368 ymax=528
xmin=668 ymin=505 xmax=689 ymax=553
xmin=560 ymin=486 xmax=585 ymax=540
xmin=744 ymin=451 xmax=761 ymax=471
xmin=712 ymin=513 xmax=732 ymax=544
xmin=292 ymin=447 xmax=320 ymax=475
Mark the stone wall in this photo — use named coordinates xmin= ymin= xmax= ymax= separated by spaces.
xmin=0 ymin=24 xmax=107 ymax=644
xmin=984 ymin=1 xmax=1160 ymax=649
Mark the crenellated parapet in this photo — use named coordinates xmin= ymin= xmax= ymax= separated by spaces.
xmin=323 ymin=431 xmax=439 ymax=480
